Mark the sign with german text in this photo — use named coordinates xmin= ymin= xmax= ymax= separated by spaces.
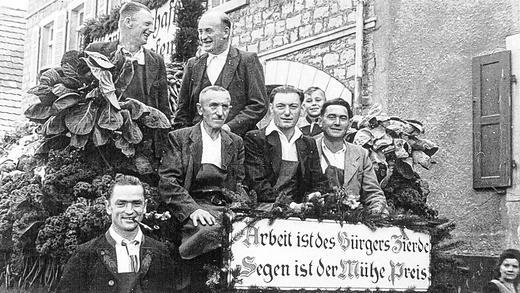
xmin=228 ymin=217 xmax=431 ymax=291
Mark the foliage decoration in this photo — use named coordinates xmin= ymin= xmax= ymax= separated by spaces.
xmin=24 ymin=50 xmax=171 ymax=165
xmin=171 ymin=0 xmax=205 ymax=62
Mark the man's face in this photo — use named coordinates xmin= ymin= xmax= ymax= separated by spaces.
xmin=106 ymin=185 xmax=146 ymax=234
xmin=302 ymin=91 xmax=325 ymax=118
xmin=271 ymin=92 xmax=301 ymax=130
xmin=321 ymin=105 xmax=351 ymax=140
xmin=197 ymin=91 xmax=231 ymax=131
xmin=125 ymin=9 xmax=154 ymax=46
xmin=198 ymin=14 xmax=230 ymax=55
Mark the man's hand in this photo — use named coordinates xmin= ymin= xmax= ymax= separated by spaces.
xmin=221 ymin=124 xmax=231 ymax=132
xmin=189 ymin=209 xmax=215 ymax=226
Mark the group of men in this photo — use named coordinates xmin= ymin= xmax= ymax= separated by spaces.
xmin=57 ymin=2 xmax=388 ymax=292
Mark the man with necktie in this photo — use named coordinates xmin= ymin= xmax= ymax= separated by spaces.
xmin=56 ymin=174 xmax=175 ymax=292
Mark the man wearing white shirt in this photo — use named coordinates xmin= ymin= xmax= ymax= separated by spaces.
xmin=244 ymin=86 xmax=329 ymax=211
xmin=316 ymin=98 xmax=389 ymax=216
xmin=175 ymin=10 xmax=268 ymax=136
xmin=57 ymin=175 xmax=175 ymax=292
xmin=159 ymin=86 xmax=245 ymax=260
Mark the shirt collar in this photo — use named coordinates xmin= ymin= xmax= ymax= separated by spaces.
xmin=321 ymin=139 xmax=347 ymax=154
xmin=109 ymin=226 xmax=143 ymax=245
xmin=118 ymin=45 xmax=145 ymax=65
xmin=201 ymin=122 xmax=221 ymax=142
xmin=207 ymin=42 xmax=231 ymax=60
xmin=266 ymin=120 xmax=303 ymax=143
xmin=306 ymin=116 xmax=320 ymax=124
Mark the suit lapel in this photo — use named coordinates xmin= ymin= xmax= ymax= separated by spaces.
xmin=144 ymin=49 xmax=156 ymax=95
xmin=343 ymin=144 xmax=361 ymax=185
xmin=221 ymin=131 xmax=233 ymax=171
xmin=189 ymin=124 xmax=203 ymax=178
xmin=193 ymin=54 xmax=208 ymax=97
xmin=220 ymin=47 xmax=239 ymax=89
xmin=97 ymin=232 xmax=118 ymax=277
xmin=266 ymin=131 xmax=282 ymax=176
xmin=295 ymin=137 xmax=308 ymax=176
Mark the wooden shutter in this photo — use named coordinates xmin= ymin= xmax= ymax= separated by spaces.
xmin=472 ymin=51 xmax=512 ymax=189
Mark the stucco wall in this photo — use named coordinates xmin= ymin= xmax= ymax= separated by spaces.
xmin=373 ymin=0 xmax=520 ymax=255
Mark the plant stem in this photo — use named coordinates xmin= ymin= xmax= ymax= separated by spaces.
xmin=96 ymin=146 xmax=113 ymax=170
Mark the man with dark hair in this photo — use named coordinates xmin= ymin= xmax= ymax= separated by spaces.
xmin=317 ymin=98 xmax=388 ymax=215
xmin=298 ymin=86 xmax=326 ymax=138
xmin=244 ymin=85 xmax=328 ymax=211
xmin=57 ymin=174 xmax=176 ymax=293
xmin=174 ymin=10 xmax=268 ymax=137
xmin=85 ymin=2 xmax=172 ymax=156
xmin=159 ymin=86 xmax=245 ymax=260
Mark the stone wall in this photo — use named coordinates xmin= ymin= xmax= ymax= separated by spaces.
xmin=227 ymin=0 xmax=373 ymax=98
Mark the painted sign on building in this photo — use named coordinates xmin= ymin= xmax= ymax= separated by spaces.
xmin=229 ymin=218 xmax=431 ymax=291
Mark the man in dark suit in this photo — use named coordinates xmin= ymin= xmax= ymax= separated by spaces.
xmin=244 ymin=85 xmax=329 ymax=211
xmin=159 ymin=86 xmax=245 ymax=260
xmin=57 ymin=175 xmax=175 ymax=293
xmin=85 ymin=2 xmax=172 ymax=155
xmin=174 ymin=10 xmax=268 ymax=137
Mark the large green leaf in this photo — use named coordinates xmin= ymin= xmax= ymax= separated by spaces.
xmin=85 ymin=88 xmax=100 ymax=100
xmin=81 ymin=57 xmax=120 ymax=109
xmin=70 ymin=133 xmax=89 ymax=148
xmin=24 ymin=103 xmax=57 ymax=120
xmin=64 ymin=101 xmax=98 ymax=135
xmin=52 ymin=84 xmax=77 ymax=97
xmin=92 ymin=125 xmax=110 ymax=146
xmin=121 ymin=110 xmax=143 ymax=144
xmin=114 ymin=135 xmax=135 ymax=157
xmin=53 ymin=92 xmax=81 ymax=111
xmin=39 ymin=68 xmax=61 ymax=86
xmin=98 ymin=103 xmax=123 ymax=131
xmin=120 ymin=98 xmax=149 ymax=120
xmin=35 ymin=134 xmax=69 ymax=154
xmin=38 ymin=115 xmax=66 ymax=136
xmin=28 ymin=84 xmax=52 ymax=96
xmin=84 ymin=51 xmax=115 ymax=69
xmin=140 ymin=107 xmax=171 ymax=129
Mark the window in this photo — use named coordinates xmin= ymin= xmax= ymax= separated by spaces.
xmin=40 ymin=21 xmax=54 ymax=69
xmin=208 ymin=0 xmax=248 ymax=13
xmin=69 ymin=4 xmax=85 ymax=50
xmin=472 ymin=51 xmax=512 ymax=189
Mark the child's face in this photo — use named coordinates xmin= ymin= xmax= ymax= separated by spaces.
xmin=302 ymin=91 xmax=326 ymax=118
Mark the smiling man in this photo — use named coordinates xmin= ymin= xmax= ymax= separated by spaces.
xmin=57 ymin=175 xmax=175 ymax=293
xmin=317 ymin=98 xmax=388 ymax=216
xmin=85 ymin=2 xmax=172 ymax=157
xmin=244 ymin=85 xmax=329 ymax=211
xmin=174 ymin=10 xmax=267 ymax=137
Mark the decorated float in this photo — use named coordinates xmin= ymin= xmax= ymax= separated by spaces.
xmin=0 ymin=0 xmax=464 ymax=292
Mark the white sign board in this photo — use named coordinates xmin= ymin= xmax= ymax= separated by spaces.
xmin=228 ymin=217 xmax=431 ymax=291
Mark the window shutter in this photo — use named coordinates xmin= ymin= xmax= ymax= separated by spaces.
xmin=472 ymin=50 xmax=512 ymax=189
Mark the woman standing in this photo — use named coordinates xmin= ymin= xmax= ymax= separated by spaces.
xmin=483 ymin=249 xmax=520 ymax=293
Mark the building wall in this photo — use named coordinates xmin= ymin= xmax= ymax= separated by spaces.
xmin=372 ymin=0 xmax=520 ymax=256
xmin=228 ymin=0 xmax=369 ymax=98
xmin=0 ymin=5 xmax=26 ymax=133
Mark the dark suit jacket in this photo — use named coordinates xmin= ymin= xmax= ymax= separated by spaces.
xmin=85 ymin=41 xmax=172 ymax=120
xmin=316 ymin=138 xmax=388 ymax=214
xmin=56 ymin=232 xmax=175 ymax=293
xmin=158 ymin=123 xmax=245 ymax=223
xmin=244 ymin=128 xmax=329 ymax=203
xmin=174 ymin=47 xmax=268 ymax=136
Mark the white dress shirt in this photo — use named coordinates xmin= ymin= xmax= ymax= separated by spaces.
xmin=118 ymin=45 xmax=145 ymax=65
xmin=206 ymin=44 xmax=230 ymax=84
xmin=320 ymin=140 xmax=346 ymax=173
xmin=200 ymin=122 xmax=222 ymax=168
xmin=265 ymin=120 xmax=302 ymax=162
xmin=109 ymin=226 xmax=143 ymax=273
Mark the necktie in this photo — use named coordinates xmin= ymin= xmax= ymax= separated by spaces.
xmin=121 ymin=240 xmax=139 ymax=272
